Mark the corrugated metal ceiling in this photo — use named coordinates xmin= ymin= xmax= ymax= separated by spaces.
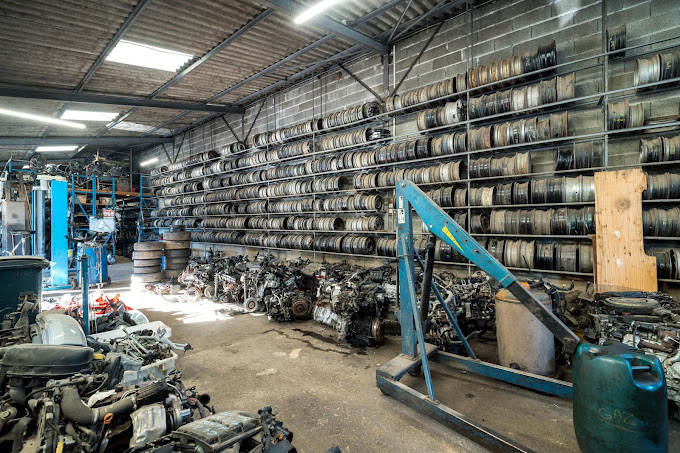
xmin=0 ymin=0 xmax=463 ymax=161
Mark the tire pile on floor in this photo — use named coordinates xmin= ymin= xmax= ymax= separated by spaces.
xmin=131 ymin=241 xmax=164 ymax=289
xmin=162 ymin=230 xmax=191 ymax=279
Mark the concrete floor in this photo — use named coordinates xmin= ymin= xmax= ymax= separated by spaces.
xmin=55 ymin=260 xmax=679 ymax=453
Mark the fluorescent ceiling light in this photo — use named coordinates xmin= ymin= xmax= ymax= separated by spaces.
xmin=61 ymin=110 xmax=119 ymax=121
xmin=106 ymin=40 xmax=193 ymax=72
xmin=140 ymin=157 xmax=159 ymax=167
xmin=35 ymin=145 xmax=78 ymax=152
xmin=294 ymin=0 xmax=344 ymax=24
xmin=0 ymin=108 xmax=86 ymax=129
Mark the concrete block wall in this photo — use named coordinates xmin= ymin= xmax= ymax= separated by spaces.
xmin=138 ymin=0 xmax=680 ymax=285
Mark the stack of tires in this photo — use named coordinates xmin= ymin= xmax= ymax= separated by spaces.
xmin=162 ymin=230 xmax=191 ymax=279
xmin=131 ymin=241 xmax=164 ymax=289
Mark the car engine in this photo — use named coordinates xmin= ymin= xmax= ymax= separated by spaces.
xmin=563 ymin=290 xmax=680 ymax=418
xmin=313 ymin=263 xmax=396 ymax=346
xmin=0 ymin=293 xmax=297 ymax=452
xmin=422 ymin=271 xmax=496 ymax=352
xmin=127 ymin=406 xmax=296 ymax=453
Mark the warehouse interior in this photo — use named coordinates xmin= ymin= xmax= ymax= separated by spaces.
xmin=1 ymin=0 xmax=680 ymax=451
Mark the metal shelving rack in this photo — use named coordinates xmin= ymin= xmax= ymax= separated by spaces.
xmin=137 ymin=174 xmax=158 ymax=242
xmin=115 ymin=195 xmax=138 ymax=257
xmin=148 ymin=6 xmax=680 ymax=283
xmin=68 ymin=174 xmax=117 ymax=256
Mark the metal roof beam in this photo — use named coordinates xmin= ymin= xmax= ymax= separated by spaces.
xmin=233 ymin=1 xmax=469 ymax=105
xmin=148 ymin=8 xmax=276 ymax=97
xmin=258 ymin=0 xmax=387 ymax=54
xmin=146 ymin=1 xmax=469 ymax=139
xmin=205 ymin=34 xmax=335 ymax=102
xmin=35 ymin=0 xmax=150 ymax=154
xmin=76 ymin=0 xmax=152 ymax=93
xmin=390 ymin=0 xmax=468 ymax=42
xmin=93 ymin=8 xmax=269 ymax=138
xmin=234 ymin=45 xmax=365 ymax=105
xmin=350 ymin=0 xmax=408 ymax=26
xmin=0 ymin=88 xmax=244 ymax=113
xmin=165 ymin=44 xmax=363 ymax=136
xmin=0 ymin=137 xmax=173 ymax=146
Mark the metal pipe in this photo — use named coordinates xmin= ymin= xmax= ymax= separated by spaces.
xmin=419 ymin=234 xmax=437 ymax=323
xmin=80 ymin=255 xmax=89 ymax=335
xmin=388 ymin=0 xmax=413 ymax=44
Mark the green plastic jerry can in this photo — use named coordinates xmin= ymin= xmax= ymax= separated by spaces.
xmin=573 ymin=342 xmax=668 ymax=453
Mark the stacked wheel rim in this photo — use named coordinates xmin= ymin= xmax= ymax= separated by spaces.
xmin=132 ymin=241 xmax=164 ymax=287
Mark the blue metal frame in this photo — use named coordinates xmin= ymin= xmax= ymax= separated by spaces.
xmin=377 ymin=180 xmax=576 ymax=452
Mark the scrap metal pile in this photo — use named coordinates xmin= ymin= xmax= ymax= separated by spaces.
xmin=87 ymin=324 xmax=191 ymax=387
xmin=48 ymin=293 xmax=149 ymax=333
xmin=177 ymin=254 xmax=400 ymax=345
xmin=560 ymin=289 xmax=680 ymax=417
xmin=178 ymin=253 xmax=314 ymax=319
xmin=174 ymin=252 xmax=680 ymax=418
xmin=28 ymin=154 xmax=128 ymax=178
xmin=0 ymin=293 xmax=296 ymax=452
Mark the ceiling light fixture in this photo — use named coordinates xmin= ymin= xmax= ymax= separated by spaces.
xmin=61 ymin=110 xmax=119 ymax=121
xmin=140 ymin=157 xmax=159 ymax=167
xmin=294 ymin=0 xmax=344 ymax=24
xmin=106 ymin=40 xmax=193 ymax=72
xmin=0 ymin=108 xmax=86 ymax=129
xmin=35 ymin=145 xmax=79 ymax=152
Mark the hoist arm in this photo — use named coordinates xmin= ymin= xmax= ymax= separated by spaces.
xmin=395 ymin=180 xmax=580 ymax=354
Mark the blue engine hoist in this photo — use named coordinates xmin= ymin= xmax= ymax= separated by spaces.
xmin=377 ymin=180 xmax=582 ymax=452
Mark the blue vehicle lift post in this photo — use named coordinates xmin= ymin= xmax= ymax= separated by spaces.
xmin=376 ymin=181 xmax=580 ymax=452
xmin=49 ymin=179 xmax=69 ymax=288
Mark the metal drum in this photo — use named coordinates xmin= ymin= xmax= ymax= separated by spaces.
xmin=495 ymin=285 xmax=556 ymax=376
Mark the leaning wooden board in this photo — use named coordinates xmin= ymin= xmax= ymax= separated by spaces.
xmin=594 ymin=169 xmax=657 ymax=292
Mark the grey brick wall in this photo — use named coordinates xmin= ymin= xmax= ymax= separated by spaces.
xmin=138 ymin=0 xmax=680 ymax=286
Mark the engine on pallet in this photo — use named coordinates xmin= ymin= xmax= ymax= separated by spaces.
xmin=421 ymin=271 xmax=496 ymax=352
xmin=313 ymin=263 xmax=396 ymax=346
xmin=561 ymin=290 xmax=680 ymax=418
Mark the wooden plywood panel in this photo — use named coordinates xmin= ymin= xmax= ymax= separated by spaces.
xmin=594 ymin=169 xmax=657 ymax=292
